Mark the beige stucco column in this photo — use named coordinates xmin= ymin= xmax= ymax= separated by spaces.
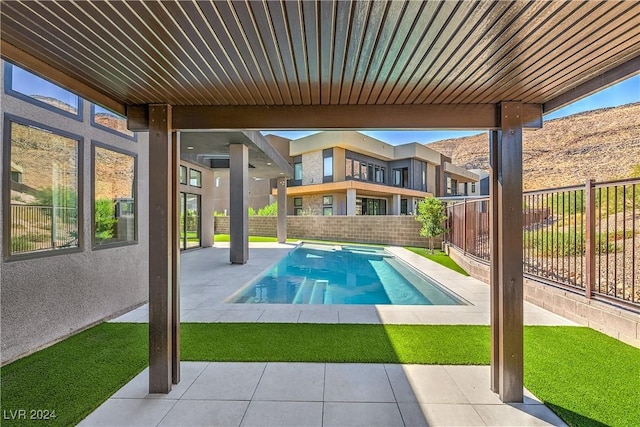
xmin=391 ymin=194 xmax=401 ymax=215
xmin=346 ymin=188 xmax=357 ymax=216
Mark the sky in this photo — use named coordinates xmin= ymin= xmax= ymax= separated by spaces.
xmin=264 ymin=75 xmax=640 ymax=145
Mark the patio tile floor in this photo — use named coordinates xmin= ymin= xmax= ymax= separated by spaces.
xmin=80 ymin=363 xmax=566 ymax=427
xmin=93 ymin=243 xmax=576 ymax=426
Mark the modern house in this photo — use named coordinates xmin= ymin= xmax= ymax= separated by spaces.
xmin=271 ymin=131 xmax=479 ymax=215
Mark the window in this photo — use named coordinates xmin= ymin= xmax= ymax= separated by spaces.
xmin=293 ymin=197 xmax=303 ymax=215
xmin=294 ymin=162 xmax=302 ymax=181
xmin=6 ymin=119 xmax=81 ymax=255
xmin=380 ymin=167 xmax=386 ymax=183
xmin=422 ymin=170 xmax=426 ymax=187
xmin=189 ymin=169 xmax=202 ymax=187
xmin=180 ymin=166 xmax=188 ymax=184
xmin=5 ymin=63 xmax=81 ymax=119
xmin=91 ymin=105 xmax=135 ymax=139
xmin=93 ymin=145 xmax=136 ymax=246
xmin=323 ymin=195 xmax=333 ymax=216
xmin=471 ymin=182 xmax=477 ymax=193
xmin=323 ymin=156 xmax=333 ymax=177
xmin=353 ymin=160 xmax=360 ymax=179
xmin=374 ymin=166 xmax=383 ymax=183
xmin=345 ymin=159 xmax=353 ymax=178
xmin=393 ymin=169 xmax=402 ymax=186
xmin=360 ymin=162 xmax=368 ymax=180
xmin=358 ymin=198 xmax=387 ymax=215
xmin=180 ymin=193 xmax=201 ymax=249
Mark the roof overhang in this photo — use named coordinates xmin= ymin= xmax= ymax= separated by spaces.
xmin=179 ymin=131 xmax=293 ymax=179
xmin=1 ymin=1 xmax=638 ymax=130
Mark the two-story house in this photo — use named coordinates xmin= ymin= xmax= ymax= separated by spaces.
xmin=275 ymin=131 xmax=478 ymax=216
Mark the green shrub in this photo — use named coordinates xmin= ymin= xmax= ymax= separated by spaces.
xmin=256 ymin=202 xmax=278 ymax=216
xmin=94 ymin=198 xmax=116 ymax=242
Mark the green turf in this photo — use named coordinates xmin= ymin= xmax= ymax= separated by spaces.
xmin=405 ymin=247 xmax=470 ymax=276
xmin=0 ymin=323 xmax=148 ymax=427
xmin=3 ymin=323 xmax=639 ymax=427
xmin=181 ymin=324 xmax=490 ymax=364
xmin=523 ymin=326 xmax=640 ymax=427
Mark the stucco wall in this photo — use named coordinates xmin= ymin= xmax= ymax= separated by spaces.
xmin=445 ymin=245 xmax=640 ymax=348
xmin=1 ymin=63 xmax=149 ymax=364
xmin=214 ymin=215 xmax=440 ymax=248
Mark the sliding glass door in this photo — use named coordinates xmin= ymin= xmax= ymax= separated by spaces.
xmin=180 ymin=192 xmax=201 ymax=250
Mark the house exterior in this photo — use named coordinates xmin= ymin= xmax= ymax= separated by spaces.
xmin=272 ymin=131 xmax=478 ymax=216
xmin=0 ymin=60 xmax=215 ymax=364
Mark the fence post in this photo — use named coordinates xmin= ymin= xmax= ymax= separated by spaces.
xmin=463 ymin=199 xmax=467 ymax=254
xmin=51 ymin=206 xmax=56 ymax=249
xmin=585 ymin=179 xmax=595 ymax=298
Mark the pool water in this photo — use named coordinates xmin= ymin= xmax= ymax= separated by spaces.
xmin=229 ymin=243 xmax=466 ymax=305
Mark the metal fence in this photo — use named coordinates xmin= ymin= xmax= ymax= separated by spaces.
xmin=10 ymin=204 xmax=78 ymax=254
xmin=445 ymin=178 xmax=639 ymax=308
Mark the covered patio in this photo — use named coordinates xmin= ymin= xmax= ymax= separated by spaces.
xmin=2 ymin=0 xmax=639 ymax=407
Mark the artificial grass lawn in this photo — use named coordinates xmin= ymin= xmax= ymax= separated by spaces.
xmin=2 ymin=323 xmax=638 ymax=427
xmin=406 ymin=247 xmax=470 ymax=276
xmin=213 ymin=233 xmax=296 ymax=243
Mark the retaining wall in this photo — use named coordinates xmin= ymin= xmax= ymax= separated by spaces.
xmin=445 ymin=245 xmax=640 ymax=348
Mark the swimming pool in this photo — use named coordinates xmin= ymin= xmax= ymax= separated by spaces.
xmin=228 ymin=243 xmax=466 ymax=305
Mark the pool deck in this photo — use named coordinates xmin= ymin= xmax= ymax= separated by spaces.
xmin=111 ymin=243 xmax=576 ymax=327
xmin=89 ymin=243 xmax=575 ymax=426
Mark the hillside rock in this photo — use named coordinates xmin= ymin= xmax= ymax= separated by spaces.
xmin=429 ymin=103 xmax=640 ymax=190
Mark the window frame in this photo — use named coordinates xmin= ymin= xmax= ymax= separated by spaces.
xmin=91 ymin=141 xmax=138 ymax=249
xmin=180 ymin=165 xmax=188 ymax=185
xmin=90 ymin=104 xmax=137 ymax=141
xmin=294 ymin=162 xmax=303 ymax=181
xmin=189 ymin=168 xmax=202 ymax=188
xmin=3 ymin=114 xmax=84 ymax=260
xmin=4 ymin=62 xmax=83 ymax=121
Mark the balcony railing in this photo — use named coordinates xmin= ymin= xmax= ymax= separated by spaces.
xmin=445 ymin=178 xmax=639 ymax=309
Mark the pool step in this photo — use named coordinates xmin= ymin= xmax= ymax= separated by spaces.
xmin=293 ymin=278 xmax=329 ymax=304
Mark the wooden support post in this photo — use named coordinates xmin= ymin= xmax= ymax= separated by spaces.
xmin=489 ymin=130 xmax=500 ymax=393
xmin=148 ymin=104 xmax=174 ymax=393
xmin=585 ymin=179 xmax=596 ymax=298
xmin=497 ymin=102 xmax=524 ymax=403
xmin=171 ymin=131 xmax=181 ymax=384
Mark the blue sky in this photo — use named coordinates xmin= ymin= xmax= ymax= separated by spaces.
xmin=265 ymin=75 xmax=640 ymax=145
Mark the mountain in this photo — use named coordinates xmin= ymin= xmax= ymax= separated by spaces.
xmin=428 ymin=103 xmax=640 ymax=190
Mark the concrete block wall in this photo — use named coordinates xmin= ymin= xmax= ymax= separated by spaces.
xmin=446 ymin=245 xmax=640 ymax=348
xmin=214 ymin=215 xmax=441 ymax=248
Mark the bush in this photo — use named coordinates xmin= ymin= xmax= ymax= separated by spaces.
xmin=94 ymin=198 xmax=116 ymax=242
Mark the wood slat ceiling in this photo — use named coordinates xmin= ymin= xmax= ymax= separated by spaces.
xmin=2 ymin=0 xmax=639 ymax=112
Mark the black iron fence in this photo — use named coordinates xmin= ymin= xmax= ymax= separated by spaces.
xmin=10 ymin=204 xmax=78 ymax=254
xmin=445 ymin=178 xmax=639 ymax=308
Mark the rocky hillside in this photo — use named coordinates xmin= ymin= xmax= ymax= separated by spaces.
xmin=429 ymin=103 xmax=640 ymax=190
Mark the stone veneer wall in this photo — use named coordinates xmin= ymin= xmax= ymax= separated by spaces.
xmin=445 ymin=245 xmax=640 ymax=348
xmin=214 ymin=215 xmax=440 ymax=248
